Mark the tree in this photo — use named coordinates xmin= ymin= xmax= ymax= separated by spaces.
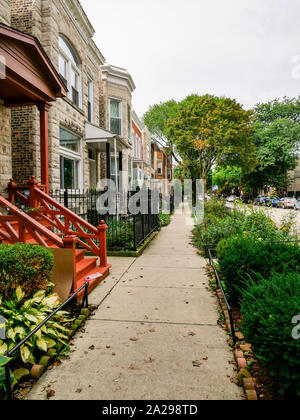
xmin=143 ymin=100 xmax=180 ymax=163
xmin=212 ymin=166 xmax=242 ymax=195
xmin=245 ymin=97 xmax=300 ymax=194
xmin=166 ymin=94 xmax=256 ymax=194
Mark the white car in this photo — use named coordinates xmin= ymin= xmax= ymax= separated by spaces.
xmin=278 ymin=197 xmax=297 ymax=209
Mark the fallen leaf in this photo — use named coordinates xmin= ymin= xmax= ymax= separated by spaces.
xmin=46 ymin=389 xmax=55 ymax=399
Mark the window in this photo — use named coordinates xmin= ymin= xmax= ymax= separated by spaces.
xmin=127 ymin=105 xmax=131 ymax=138
xmin=110 ymin=99 xmax=122 ymax=136
xmin=157 ymin=160 xmax=163 ymax=175
xmin=111 ymin=156 xmax=120 ymax=187
xmin=60 ymin=127 xmax=82 ymax=189
xmin=58 ymin=35 xmax=81 ymax=107
xmin=60 ymin=156 xmax=79 ymax=189
xmin=88 ymin=79 xmax=94 ymax=123
xmin=60 ymin=128 xmax=80 ymax=153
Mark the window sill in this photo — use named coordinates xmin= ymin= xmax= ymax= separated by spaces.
xmin=63 ymin=97 xmax=86 ymax=117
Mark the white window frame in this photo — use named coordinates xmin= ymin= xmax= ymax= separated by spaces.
xmin=109 ymin=97 xmax=122 ymax=137
xmin=87 ymin=78 xmax=94 ymax=123
xmin=59 ymin=127 xmax=83 ymax=190
xmin=58 ymin=35 xmax=82 ymax=109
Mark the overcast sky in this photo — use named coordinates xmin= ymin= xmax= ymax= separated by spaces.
xmin=81 ymin=0 xmax=300 ymax=117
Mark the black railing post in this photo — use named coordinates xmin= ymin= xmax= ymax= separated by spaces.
xmin=133 ymin=214 xmax=137 ymax=251
xmin=5 ymin=363 xmax=12 ymax=401
xmin=64 ymin=188 xmax=69 ymax=208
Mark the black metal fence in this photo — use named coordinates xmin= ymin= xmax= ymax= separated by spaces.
xmin=49 ymin=189 xmax=165 ymax=252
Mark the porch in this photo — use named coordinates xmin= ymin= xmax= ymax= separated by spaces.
xmin=0 ymin=23 xmax=110 ymax=300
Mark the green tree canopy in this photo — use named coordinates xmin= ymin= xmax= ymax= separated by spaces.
xmin=212 ymin=166 xmax=242 ymax=194
xmin=245 ymin=97 xmax=300 ymax=193
xmin=166 ymin=94 xmax=256 ymax=192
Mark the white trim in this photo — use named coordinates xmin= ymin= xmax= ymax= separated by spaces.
xmin=109 ymin=97 xmax=122 ymax=137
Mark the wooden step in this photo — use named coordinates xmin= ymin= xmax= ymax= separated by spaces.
xmin=75 ymin=249 xmax=85 ymax=263
xmin=76 ymin=257 xmax=98 ymax=280
xmin=75 ymin=264 xmax=111 ymax=301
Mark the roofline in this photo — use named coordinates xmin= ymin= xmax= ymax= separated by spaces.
xmin=101 ymin=63 xmax=136 ymax=93
xmin=0 ymin=23 xmax=67 ymax=96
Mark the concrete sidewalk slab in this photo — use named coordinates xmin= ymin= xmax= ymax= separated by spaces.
xmin=28 ymin=322 xmax=241 ymax=401
xmin=120 ymin=267 xmax=208 ymax=289
xmin=27 ymin=204 xmax=242 ymax=401
xmin=94 ymin=286 xmax=219 ymax=325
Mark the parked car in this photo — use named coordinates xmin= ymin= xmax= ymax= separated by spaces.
xmin=253 ymin=196 xmax=267 ymax=206
xmin=263 ymin=197 xmax=279 ymax=207
xmin=277 ymin=197 xmax=297 ymax=209
xmin=226 ymin=195 xmax=239 ymax=203
xmin=295 ymin=200 xmax=300 ymax=211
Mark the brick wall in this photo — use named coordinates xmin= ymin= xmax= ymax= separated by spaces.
xmin=0 ymin=0 xmax=11 ymax=25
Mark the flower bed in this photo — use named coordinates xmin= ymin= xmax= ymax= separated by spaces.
xmin=195 ymin=199 xmax=300 ymax=399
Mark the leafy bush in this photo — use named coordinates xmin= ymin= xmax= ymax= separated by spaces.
xmin=107 ymin=218 xmax=134 ymax=250
xmin=241 ymin=272 xmax=300 ymax=396
xmin=0 ymin=284 xmax=73 ymax=396
xmin=0 ymin=243 xmax=54 ymax=301
xmin=159 ymin=213 xmax=171 ymax=227
xmin=216 ymin=236 xmax=300 ymax=304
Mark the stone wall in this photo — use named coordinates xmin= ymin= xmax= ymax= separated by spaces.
xmin=10 ymin=0 xmax=104 ymax=190
xmin=0 ymin=100 xmax=11 ymax=192
xmin=0 ymin=0 xmax=11 ymax=25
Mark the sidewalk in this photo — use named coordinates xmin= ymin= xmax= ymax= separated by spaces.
xmin=28 ymin=204 xmax=242 ymax=400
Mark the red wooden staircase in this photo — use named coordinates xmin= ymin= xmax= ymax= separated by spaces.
xmin=0 ymin=177 xmax=111 ymax=299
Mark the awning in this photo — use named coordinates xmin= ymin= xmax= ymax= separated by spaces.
xmin=85 ymin=122 xmax=130 ymax=152
xmin=0 ymin=23 xmax=67 ymax=106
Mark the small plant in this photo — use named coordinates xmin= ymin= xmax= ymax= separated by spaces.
xmin=159 ymin=213 xmax=171 ymax=227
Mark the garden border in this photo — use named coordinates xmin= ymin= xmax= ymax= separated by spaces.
xmin=4 ymin=282 xmax=90 ymax=400
xmin=207 ymin=247 xmax=258 ymax=401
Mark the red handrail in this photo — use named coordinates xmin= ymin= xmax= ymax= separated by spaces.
xmin=0 ymin=196 xmax=64 ymax=248
xmin=32 ymin=187 xmax=106 ymax=260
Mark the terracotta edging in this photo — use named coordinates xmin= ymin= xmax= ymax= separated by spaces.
xmin=214 ymin=283 xmax=258 ymax=401
xmin=28 ymin=307 xmax=90 ymax=382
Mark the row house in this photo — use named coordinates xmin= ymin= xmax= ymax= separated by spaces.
xmin=131 ymin=111 xmax=152 ymax=189
xmin=0 ymin=0 xmax=172 ymax=198
xmin=151 ymin=140 xmax=173 ymax=195
xmin=0 ymin=0 xmax=136 ymax=195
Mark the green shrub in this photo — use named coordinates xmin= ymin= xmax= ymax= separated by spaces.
xmin=159 ymin=213 xmax=171 ymax=227
xmin=217 ymin=236 xmax=300 ymax=304
xmin=0 ymin=243 xmax=54 ymax=301
xmin=241 ymin=272 xmax=300 ymax=396
xmin=204 ymin=197 xmax=230 ymax=220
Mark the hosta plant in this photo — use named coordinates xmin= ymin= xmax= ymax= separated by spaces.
xmin=0 ymin=283 xmax=74 ymax=395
